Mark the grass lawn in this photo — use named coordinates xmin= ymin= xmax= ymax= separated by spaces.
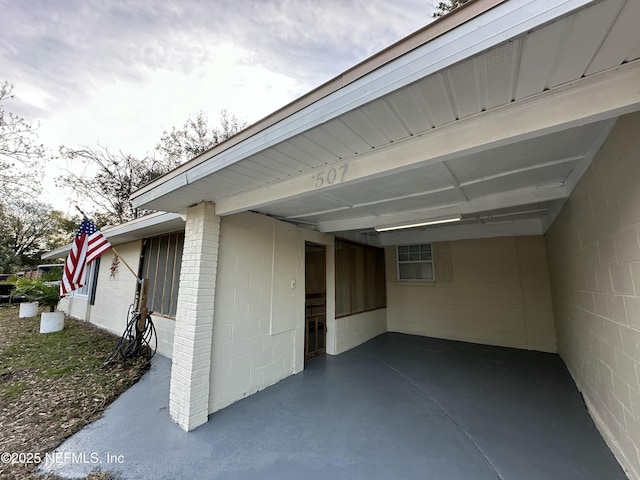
xmin=0 ymin=306 xmax=150 ymax=480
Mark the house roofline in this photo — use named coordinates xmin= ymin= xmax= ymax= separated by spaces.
xmin=42 ymin=212 xmax=185 ymax=259
xmin=130 ymin=0 xmax=507 ymax=201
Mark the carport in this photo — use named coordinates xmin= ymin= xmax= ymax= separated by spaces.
xmin=128 ymin=0 xmax=640 ymax=477
xmin=44 ymin=334 xmax=625 ymax=479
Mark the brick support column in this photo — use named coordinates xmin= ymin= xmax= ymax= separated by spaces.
xmin=169 ymin=202 xmax=219 ymax=431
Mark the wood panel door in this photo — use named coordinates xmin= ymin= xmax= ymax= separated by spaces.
xmin=305 ymin=243 xmax=326 ymax=362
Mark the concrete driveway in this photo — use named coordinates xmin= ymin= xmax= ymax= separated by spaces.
xmin=42 ymin=333 xmax=625 ymax=479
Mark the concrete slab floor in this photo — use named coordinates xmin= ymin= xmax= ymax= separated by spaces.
xmin=42 ymin=333 xmax=626 ymax=480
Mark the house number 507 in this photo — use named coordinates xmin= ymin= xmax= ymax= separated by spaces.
xmin=313 ymin=165 xmax=348 ymax=188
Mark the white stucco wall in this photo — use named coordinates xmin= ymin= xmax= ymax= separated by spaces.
xmin=386 ymin=236 xmax=556 ymax=352
xmin=209 ymin=212 xmax=334 ymax=414
xmin=546 ymin=112 xmax=640 ymax=480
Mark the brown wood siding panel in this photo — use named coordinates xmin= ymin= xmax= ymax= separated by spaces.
xmin=335 ymin=238 xmax=387 ymax=317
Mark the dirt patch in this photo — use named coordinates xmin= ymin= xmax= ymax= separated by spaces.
xmin=0 ymin=305 xmax=26 ymax=351
xmin=0 ymin=307 xmax=149 ymax=480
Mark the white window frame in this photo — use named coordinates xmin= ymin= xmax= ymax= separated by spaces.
xmin=396 ymin=243 xmax=434 ymax=282
xmin=72 ymin=261 xmax=98 ymax=298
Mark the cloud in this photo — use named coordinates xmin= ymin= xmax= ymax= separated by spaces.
xmin=1 ymin=0 xmax=435 ymax=211
xmin=1 ymin=0 xmax=435 ymax=170
xmin=190 ymin=0 xmax=432 ymax=84
xmin=2 ymin=0 xmax=431 ymax=113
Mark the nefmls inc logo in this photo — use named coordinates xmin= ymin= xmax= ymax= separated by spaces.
xmin=45 ymin=452 xmax=101 ymax=465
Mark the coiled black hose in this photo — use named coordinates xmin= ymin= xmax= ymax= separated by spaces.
xmin=102 ymin=304 xmax=157 ymax=366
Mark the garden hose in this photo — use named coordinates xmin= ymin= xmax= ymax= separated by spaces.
xmin=102 ymin=304 xmax=157 ymax=367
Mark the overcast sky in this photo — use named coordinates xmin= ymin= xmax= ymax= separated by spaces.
xmin=1 ymin=0 xmax=437 ymax=212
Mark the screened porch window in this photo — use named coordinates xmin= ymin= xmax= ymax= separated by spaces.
xmin=140 ymin=232 xmax=184 ymax=318
xmin=335 ymin=239 xmax=386 ymax=318
xmin=397 ymin=244 xmax=434 ymax=281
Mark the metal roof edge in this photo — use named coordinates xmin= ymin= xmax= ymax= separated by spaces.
xmin=130 ymin=0 xmax=506 ymax=203
xmin=41 ymin=212 xmax=185 ymax=259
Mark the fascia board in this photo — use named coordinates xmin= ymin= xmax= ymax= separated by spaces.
xmin=132 ymin=173 xmax=188 ymax=208
xmin=104 ymin=212 xmax=184 ymax=237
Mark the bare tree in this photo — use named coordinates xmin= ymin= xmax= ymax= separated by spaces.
xmin=58 ymin=110 xmax=248 ymax=225
xmin=57 ymin=145 xmax=174 ymax=225
xmin=433 ymin=0 xmax=471 ymax=17
xmin=156 ymin=110 xmax=247 ymax=166
xmin=0 ymin=82 xmax=45 ymax=197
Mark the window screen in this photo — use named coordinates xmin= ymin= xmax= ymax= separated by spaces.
xmin=335 ymin=239 xmax=386 ymax=317
xmin=140 ymin=232 xmax=184 ymax=318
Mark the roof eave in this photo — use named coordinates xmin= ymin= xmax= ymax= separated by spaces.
xmin=130 ymin=0 xmax=507 ymax=205
xmin=41 ymin=212 xmax=185 ymax=259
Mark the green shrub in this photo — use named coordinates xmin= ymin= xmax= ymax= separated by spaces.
xmin=14 ymin=277 xmax=60 ymax=312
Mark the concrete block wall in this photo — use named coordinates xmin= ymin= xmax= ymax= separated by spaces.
xmin=385 ymin=236 xmax=556 ymax=352
xmin=209 ymin=212 xmax=336 ymax=414
xmin=150 ymin=314 xmax=176 ymax=358
xmin=59 ymin=241 xmax=176 ymax=359
xmin=59 ymin=294 xmax=90 ymax=321
xmin=546 ymin=112 xmax=640 ymax=479
xmin=335 ymin=309 xmax=387 ymax=355
xmin=209 ymin=213 xmax=286 ymax=413
xmin=100 ymin=235 xmax=178 ymax=358
xmin=89 ymin=244 xmax=142 ymax=340
xmin=209 ymin=212 xmax=299 ymax=413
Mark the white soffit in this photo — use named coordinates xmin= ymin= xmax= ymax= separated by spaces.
xmin=132 ymin=0 xmax=605 ymax=210
xmin=132 ymin=0 xmax=640 ymax=241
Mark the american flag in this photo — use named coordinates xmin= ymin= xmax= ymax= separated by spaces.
xmin=60 ymin=218 xmax=112 ymax=295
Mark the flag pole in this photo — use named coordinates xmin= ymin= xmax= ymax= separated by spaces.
xmin=72 ymin=207 xmax=154 ymax=360
xmin=75 ymin=206 xmax=141 ymax=283
xmin=108 ymin=246 xmax=140 ymax=283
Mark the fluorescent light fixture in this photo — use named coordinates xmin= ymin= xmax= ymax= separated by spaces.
xmin=375 ymin=215 xmax=461 ymax=232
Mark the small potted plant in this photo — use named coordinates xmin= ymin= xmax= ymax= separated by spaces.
xmin=35 ymin=279 xmax=64 ymax=333
xmin=14 ymin=277 xmax=40 ymax=318
xmin=14 ymin=275 xmax=64 ymax=333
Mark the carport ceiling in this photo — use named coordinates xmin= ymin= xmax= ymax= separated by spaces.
xmin=253 ymin=121 xmax=613 ymax=235
xmin=132 ymin=0 xmax=640 ymax=241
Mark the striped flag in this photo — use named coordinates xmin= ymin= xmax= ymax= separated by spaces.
xmin=60 ymin=218 xmax=112 ymax=295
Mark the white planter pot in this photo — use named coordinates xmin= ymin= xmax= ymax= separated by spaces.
xmin=40 ymin=311 xmax=65 ymax=333
xmin=19 ymin=301 xmax=39 ymax=318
